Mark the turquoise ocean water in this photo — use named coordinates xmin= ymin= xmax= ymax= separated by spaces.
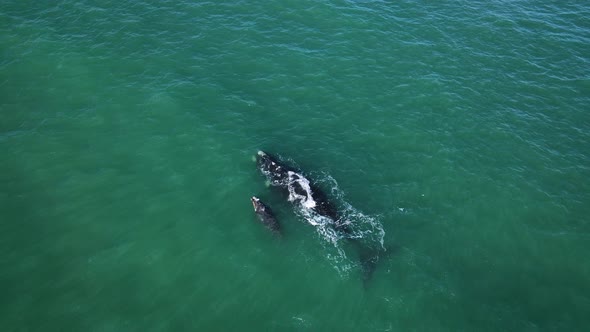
xmin=1 ymin=1 xmax=589 ymax=331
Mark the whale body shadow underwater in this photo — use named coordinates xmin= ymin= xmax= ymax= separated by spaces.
xmin=250 ymin=150 xmax=390 ymax=286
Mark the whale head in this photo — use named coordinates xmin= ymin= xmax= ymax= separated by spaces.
xmin=251 ymin=196 xmax=262 ymax=212
xmin=256 ymin=151 xmax=290 ymax=184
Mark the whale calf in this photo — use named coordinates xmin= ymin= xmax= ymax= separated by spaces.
xmin=251 ymin=196 xmax=281 ymax=236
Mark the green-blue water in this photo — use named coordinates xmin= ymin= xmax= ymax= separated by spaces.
xmin=1 ymin=1 xmax=589 ymax=331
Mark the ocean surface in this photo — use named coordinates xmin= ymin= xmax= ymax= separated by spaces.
xmin=1 ymin=1 xmax=589 ymax=331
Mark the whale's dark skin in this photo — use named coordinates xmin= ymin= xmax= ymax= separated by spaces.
xmin=256 ymin=151 xmax=347 ymax=232
xmin=256 ymin=150 xmax=388 ymax=286
xmin=251 ymin=196 xmax=281 ymax=236
xmin=255 ymin=151 xmax=292 ymax=185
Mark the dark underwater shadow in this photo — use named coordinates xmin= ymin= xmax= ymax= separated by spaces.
xmin=358 ymin=243 xmax=401 ymax=289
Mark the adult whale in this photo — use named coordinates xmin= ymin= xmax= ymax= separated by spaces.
xmin=256 ymin=150 xmax=385 ymax=286
xmin=256 ymin=151 xmax=347 ymax=232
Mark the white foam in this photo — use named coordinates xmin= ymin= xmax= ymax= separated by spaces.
xmin=287 ymin=175 xmax=385 ymax=276
xmin=286 ymin=171 xmax=317 ymax=209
